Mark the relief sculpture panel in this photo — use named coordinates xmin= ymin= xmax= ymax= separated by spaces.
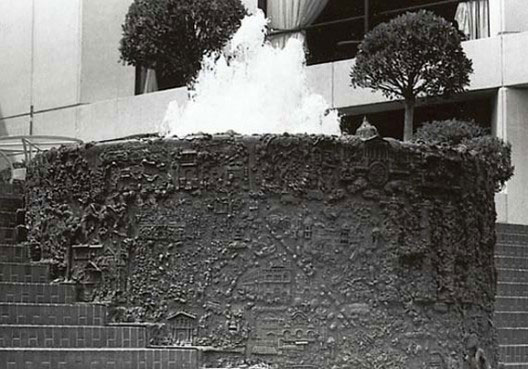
xmin=25 ymin=135 xmax=499 ymax=369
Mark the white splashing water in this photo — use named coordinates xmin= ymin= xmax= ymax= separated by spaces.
xmin=161 ymin=11 xmax=340 ymax=137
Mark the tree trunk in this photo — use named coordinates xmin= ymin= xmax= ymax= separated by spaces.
xmin=403 ymin=99 xmax=415 ymax=142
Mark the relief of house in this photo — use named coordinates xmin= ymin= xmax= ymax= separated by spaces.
xmin=166 ymin=311 xmax=197 ymax=344
xmin=71 ymin=244 xmax=104 ymax=262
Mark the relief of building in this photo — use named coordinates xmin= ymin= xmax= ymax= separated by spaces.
xmin=167 ymin=312 xmax=197 ymax=344
xmin=251 ymin=311 xmax=325 ymax=357
xmin=239 ymin=266 xmax=293 ymax=306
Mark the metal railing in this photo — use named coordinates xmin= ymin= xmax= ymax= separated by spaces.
xmin=0 ymin=135 xmax=83 ymax=182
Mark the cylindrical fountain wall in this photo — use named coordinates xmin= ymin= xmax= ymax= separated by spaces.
xmin=25 ymin=135 xmax=497 ymax=369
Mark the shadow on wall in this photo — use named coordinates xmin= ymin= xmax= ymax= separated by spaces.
xmin=0 ymin=105 xmax=7 ymax=137
xmin=0 ymin=105 xmax=12 ymax=174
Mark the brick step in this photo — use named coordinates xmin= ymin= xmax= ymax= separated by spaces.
xmin=497 ymin=223 xmax=528 ymax=233
xmin=0 ymin=347 xmax=198 ymax=369
xmin=0 ymin=245 xmax=28 ymax=263
xmin=496 ymin=312 xmax=528 ymax=328
xmin=0 ymin=302 xmax=107 ymax=326
xmin=498 ymin=328 xmax=528 ymax=345
xmin=500 ymin=364 xmax=528 ymax=369
xmin=0 ymin=211 xmax=17 ymax=227
xmin=497 ymin=257 xmax=528 ymax=270
xmin=0 ymin=197 xmax=24 ymax=212
xmin=0 ymin=324 xmax=148 ymax=348
xmin=497 ymin=268 xmax=528 ymax=283
xmin=0 ymin=282 xmax=76 ymax=304
xmin=0 ymin=262 xmax=48 ymax=283
xmin=496 ymin=297 xmax=528 ymax=312
xmin=0 ymin=183 xmax=24 ymax=195
xmin=496 ymin=245 xmax=528 ymax=258
xmin=0 ymin=227 xmax=16 ymax=244
xmin=497 ymin=233 xmax=528 ymax=246
xmin=498 ymin=283 xmax=528 ymax=298
xmin=500 ymin=345 xmax=528 ymax=364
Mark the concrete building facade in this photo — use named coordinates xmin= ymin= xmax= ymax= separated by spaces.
xmin=0 ymin=0 xmax=527 ymax=224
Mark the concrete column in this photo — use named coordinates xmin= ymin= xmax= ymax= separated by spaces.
xmin=493 ymin=88 xmax=508 ymax=223
xmin=489 ymin=0 xmax=503 ymax=36
xmin=492 ymin=0 xmax=528 ymax=35
xmin=493 ymin=87 xmax=528 ymax=225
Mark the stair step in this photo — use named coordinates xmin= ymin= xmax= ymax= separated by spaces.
xmin=497 ymin=257 xmax=528 ymax=270
xmin=0 ymin=183 xmax=23 ymax=195
xmin=496 ymin=312 xmax=528 ymax=328
xmin=496 ymin=245 xmax=528 ymax=258
xmin=0 ymin=302 xmax=107 ymax=325
xmin=0 ymin=227 xmax=16 ymax=244
xmin=496 ymin=297 xmax=528 ymax=312
xmin=497 ymin=223 xmax=528 ymax=234
xmin=0 ymin=245 xmax=28 ymax=263
xmin=497 ymin=232 xmax=528 ymax=246
xmin=498 ymin=328 xmax=528 ymax=345
xmin=0 ymin=262 xmax=48 ymax=283
xmin=0 ymin=282 xmax=76 ymax=304
xmin=497 ymin=268 xmax=528 ymax=283
xmin=0 ymin=324 xmax=148 ymax=348
xmin=500 ymin=345 xmax=528 ymax=364
xmin=0 ymin=211 xmax=16 ymax=227
xmin=0 ymin=197 xmax=23 ymax=213
xmin=0 ymin=347 xmax=198 ymax=368
xmin=498 ymin=283 xmax=528 ymax=298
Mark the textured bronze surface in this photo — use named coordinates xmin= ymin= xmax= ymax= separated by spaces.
xmin=25 ymin=134 xmax=497 ymax=368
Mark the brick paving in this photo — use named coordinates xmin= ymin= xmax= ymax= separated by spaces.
xmin=496 ymin=223 xmax=528 ymax=368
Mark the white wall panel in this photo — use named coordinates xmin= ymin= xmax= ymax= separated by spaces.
xmin=503 ymin=88 xmax=528 ymax=225
xmin=329 ymin=36 xmax=504 ymax=110
xmin=80 ymin=0 xmax=135 ymax=103
xmin=33 ymin=0 xmax=81 ymax=111
xmin=502 ymin=0 xmax=528 ymax=34
xmin=0 ymin=0 xmax=32 ymax=118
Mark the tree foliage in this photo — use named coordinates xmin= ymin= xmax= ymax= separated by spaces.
xmin=350 ymin=10 xmax=473 ymax=141
xmin=413 ymin=119 xmax=486 ymax=145
xmin=414 ymin=120 xmax=514 ymax=191
xmin=119 ymin=0 xmax=247 ymax=87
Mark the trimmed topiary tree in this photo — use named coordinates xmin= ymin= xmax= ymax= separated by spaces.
xmin=413 ymin=119 xmax=486 ymax=145
xmin=350 ymin=10 xmax=473 ymax=141
xmin=119 ymin=0 xmax=247 ymax=88
xmin=414 ymin=119 xmax=514 ymax=191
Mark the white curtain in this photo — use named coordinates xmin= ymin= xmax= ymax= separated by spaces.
xmin=455 ymin=0 xmax=490 ymax=40
xmin=138 ymin=67 xmax=158 ymax=94
xmin=267 ymin=0 xmax=329 ymax=48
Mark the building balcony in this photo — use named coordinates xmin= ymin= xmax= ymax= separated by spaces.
xmin=306 ymin=30 xmax=528 ymax=113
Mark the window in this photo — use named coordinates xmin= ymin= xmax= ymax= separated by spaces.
xmin=340 ymin=229 xmax=349 ymax=245
xmin=267 ymin=0 xmax=490 ymax=65
xmin=304 ymin=225 xmax=313 ymax=240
